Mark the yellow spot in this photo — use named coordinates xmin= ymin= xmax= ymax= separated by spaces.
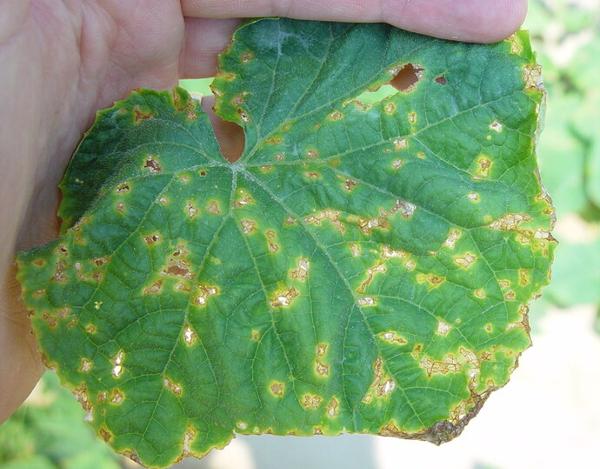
xmin=436 ymin=320 xmax=451 ymax=336
xmin=362 ymin=357 xmax=396 ymax=404
xmin=391 ymin=159 xmax=404 ymax=170
xmin=404 ymin=259 xmax=416 ymax=271
xmin=315 ymin=360 xmax=329 ymax=377
xmin=306 ymin=149 xmax=319 ymax=159
xmin=305 ymin=209 xmax=345 ymax=234
xmin=349 ymin=243 xmax=361 ymax=257
xmin=163 ymin=377 xmax=182 ymax=395
xmin=518 ymin=269 xmax=530 ymax=286
xmin=391 ymin=199 xmax=416 ymax=218
xmin=110 ymin=389 xmax=124 ymax=405
xmin=473 ymin=155 xmax=493 ymax=178
xmin=504 ymin=290 xmax=516 ymax=301
xmin=358 ymin=215 xmax=388 ymax=235
xmin=275 ymin=153 xmax=285 ymax=161
xmin=269 ymin=381 xmax=285 ymax=398
xmin=523 ymin=64 xmax=543 ymax=90
xmin=240 ymin=219 xmax=257 ymax=234
xmin=194 ymin=284 xmax=219 ymax=307
xmin=357 ymin=296 xmax=376 ymax=307
xmin=112 ymin=350 xmax=124 ymax=378
xmin=250 ymin=329 xmax=261 ymax=342
xmin=240 ymin=51 xmax=254 ymax=63
xmin=416 ymin=151 xmax=426 ymax=160
xmin=473 ymin=288 xmax=487 ymax=299
xmin=234 ymin=189 xmax=255 ymax=208
xmin=408 ymin=112 xmax=417 ymax=125
xmin=416 ymin=273 xmax=446 ymax=289
xmin=183 ymin=324 xmax=198 ymax=346
xmin=443 ymin=228 xmax=462 ymax=249
xmin=85 ymin=323 xmax=97 ymax=334
xmin=454 ymin=252 xmax=477 ymax=269
xmin=236 ymin=421 xmax=248 ymax=430
xmin=206 ymin=200 xmax=221 ymax=215
xmin=489 ymin=121 xmax=503 ymax=133
xmin=378 ymin=331 xmax=407 ymax=346
xmin=484 ymin=323 xmax=493 ymax=333
xmin=382 ymin=245 xmax=407 ymax=259
xmin=94 ymin=301 xmax=103 ymax=310
xmin=344 ymin=178 xmax=357 ymax=191
xmin=301 ymin=393 xmax=323 ymax=410
xmin=357 ymin=262 xmax=387 ymax=293
xmin=185 ymin=202 xmax=198 ymax=218
xmin=290 ymin=258 xmax=310 ymax=282
xmin=143 ymin=155 xmax=161 ymax=173
xmin=115 ymin=202 xmax=125 ymax=213
xmin=80 ymin=358 xmax=93 ymax=373
xmin=116 ymin=182 xmax=130 ymax=194
xmin=326 ymin=397 xmax=340 ymax=418
xmin=271 ymin=287 xmax=299 ymax=308
xmin=328 ymin=110 xmax=344 ymax=121
xmin=260 ymin=165 xmax=273 ymax=173
xmin=490 ymin=213 xmax=531 ymax=231
xmin=384 ymin=102 xmax=396 ymax=114
xmin=393 ymin=138 xmax=408 ymax=151
xmin=316 ymin=343 xmax=328 ymax=357
xmin=143 ymin=280 xmax=163 ymax=295
xmin=265 ymin=229 xmax=280 ymax=253
xmin=467 ymin=192 xmax=481 ymax=202
xmin=99 ymin=427 xmax=113 ymax=443
xmin=507 ymin=34 xmax=523 ymax=54
xmin=158 ymin=196 xmax=169 ymax=206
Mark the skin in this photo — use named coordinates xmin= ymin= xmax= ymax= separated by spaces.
xmin=0 ymin=0 xmax=527 ymax=423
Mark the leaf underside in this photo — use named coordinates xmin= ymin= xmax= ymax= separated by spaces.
xmin=18 ymin=18 xmax=555 ymax=468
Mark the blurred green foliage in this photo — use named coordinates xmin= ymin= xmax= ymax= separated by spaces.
xmin=525 ymin=0 xmax=600 ymax=320
xmin=0 ymin=372 xmax=119 ymax=469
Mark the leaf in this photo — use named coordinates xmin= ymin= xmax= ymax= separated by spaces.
xmin=17 ymin=19 xmax=555 ymax=468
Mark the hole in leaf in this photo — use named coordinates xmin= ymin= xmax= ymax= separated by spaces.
xmin=390 ymin=63 xmax=424 ymax=91
xmin=201 ymin=95 xmax=245 ymax=163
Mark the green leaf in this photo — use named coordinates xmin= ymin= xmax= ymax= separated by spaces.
xmin=17 ymin=19 xmax=555 ymax=468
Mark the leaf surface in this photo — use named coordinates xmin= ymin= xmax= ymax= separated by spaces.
xmin=18 ymin=19 xmax=554 ymax=468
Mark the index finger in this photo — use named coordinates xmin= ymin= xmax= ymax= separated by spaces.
xmin=180 ymin=0 xmax=527 ymax=43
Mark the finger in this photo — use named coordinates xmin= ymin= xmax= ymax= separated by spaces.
xmin=180 ymin=18 xmax=241 ymax=78
xmin=181 ymin=0 xmax=526 ymax=43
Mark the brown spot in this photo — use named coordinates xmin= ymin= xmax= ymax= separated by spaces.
xmin=489 ymin=213 xmax=531 ymax=231
xmin=305 ymin=149 xmax=319 ymax=159
xmin=393 ymin=138 xmax=408 ymax=151
xmin=206 ymin=200 xmax=222 ymax=215
xmin=443 ymin=228 xmax=462 ymax=249
xmin=290 ymin=258 xmax=310 ymax=282
xmin=269 ymin=381 xmax=285 ymax=398
xmin=144 ymin=155 xmax=162 ymax=173
xmin=435 ymin=75 xmax=447 ymax=85
xmin=454 ymin=252 xmax=477 ymax=269
xmin=99 ymin=427 xmax=113 ymax=442
xmin=194 ymin=284 xmax=219 ymax=307
xmin=301 ymin=393 xmax=323 ymax=410
xmin=305 ymin=209 xmax=345 ymax=234
xmin=133 ymin=106 xmax=153 ymax=124
xmin=240 ymin=51 xmax=255 ymax=63
xmin=271 ymin=287 xmax=299 ymax=308
xmin=326 ymin=397 xmax=340 ymax=417
xmin=240 ymin=219 xmax=257 ymax=234
xmin=315 ymin=360 xmax=329 ymax=377
xmin=116 ymin=183 xmax=130 ymax=194
xmin=163 ymin=377 xmax=183 ymax=396
xmin=357 ymin=262 xmax=387 ymax=294
xmin=523 ymin=64 xmax=543 ymax=91
xmin=143 ymin=280 xmax=163 ymax=295
xmin=110 ymin=389 xmax=124 ymax=405
xmin=362 ymin=357 xmax=396 ymax=403
xmin=265 ymin=229 xmax=280 ymax=253
xmin=164 ymin=262 xmax=192 ymax=279
xmin=329 ymin=110 xmax=344 ymax=121
xmin=378 ymin=331 xmax=407 ymax=346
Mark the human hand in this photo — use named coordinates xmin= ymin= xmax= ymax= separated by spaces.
xmin=0 ymin=0 xmax=527 ymax=423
